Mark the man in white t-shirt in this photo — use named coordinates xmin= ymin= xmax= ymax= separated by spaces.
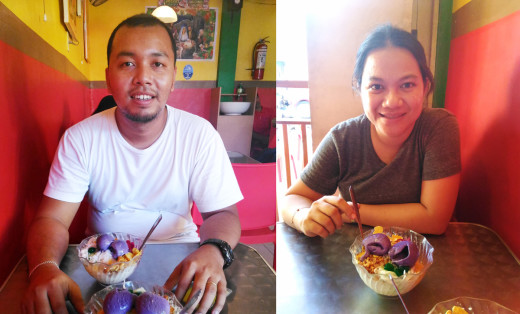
xmin=23 ymin=14 xmax=242 ymax=314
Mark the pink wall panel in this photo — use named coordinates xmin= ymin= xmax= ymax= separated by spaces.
xmin=168 ymin=88 xmax=212 ymax=120
xmin=0 ymin=40 xmax=90 ymax=284
xmin=445 ymin=10 xmax=520 ymax=258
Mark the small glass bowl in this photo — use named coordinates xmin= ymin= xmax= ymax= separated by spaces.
xmin=349 ymin=226 xmax=434 ymax=296
xmin=84 ymin=281 xmax=183 ymax=314
xmin=428 ymin=296 xmax=518 ymax=314
xmin=77 ymin=232 xmax=144 ymax=285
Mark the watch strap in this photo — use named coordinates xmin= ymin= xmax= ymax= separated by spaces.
xmin=200 ymin=238 xmax=234 ymax=269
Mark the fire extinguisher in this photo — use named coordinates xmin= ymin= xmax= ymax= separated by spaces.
xmin=252 ymin=37 xmax=269 ymax=80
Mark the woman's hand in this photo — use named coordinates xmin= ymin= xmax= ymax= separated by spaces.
xmin=297 ymin=195 xmax=354 ymax=238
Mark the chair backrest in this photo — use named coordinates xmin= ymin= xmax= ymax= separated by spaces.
xmin=191 ymin=162 xmax=276 ymax=230
xmin=232 ymin=162 xmax=276 ymax=230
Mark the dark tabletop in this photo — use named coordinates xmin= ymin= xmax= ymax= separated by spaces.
xmin=276 ymin=222 xmax=520 ymax=313
xmin=67 ymin=243 xmax=275 ymax=313
xmin=0 ymin=243 xmax=275 ymax=314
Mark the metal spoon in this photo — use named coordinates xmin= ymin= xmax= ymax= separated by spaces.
xmin=348 ymin=185 xmax=363 ymax=238
xmin=389 ymin=274 xmax=410 ymax=314
xmin=138 ymin=214 xmax=163 ymax=250
xmin=179 ymin=289 xmax=201 ymax=314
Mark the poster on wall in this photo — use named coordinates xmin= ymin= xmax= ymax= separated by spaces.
xmin=146 ymin=1 xmax=217 ymax=61
xmin=160 ymin=0 xmax=209 ymax=9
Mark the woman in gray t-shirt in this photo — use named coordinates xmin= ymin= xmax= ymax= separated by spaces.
xmin=281 ymin=25 xmax=461 ymax=237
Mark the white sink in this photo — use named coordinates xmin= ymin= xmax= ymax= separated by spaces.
xmin=220 ymin=101 xmax=251 ymax=115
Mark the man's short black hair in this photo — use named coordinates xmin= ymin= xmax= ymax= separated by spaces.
xmin=106 ymin=13 xmax=177 ymax=66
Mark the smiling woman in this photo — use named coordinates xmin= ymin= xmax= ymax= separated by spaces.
xmin=280 ymin=25 xmax=461 ymax=238
xmin=360 ymin=47 xmax=426 ymax=164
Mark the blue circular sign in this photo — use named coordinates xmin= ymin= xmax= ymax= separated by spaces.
xmin=183 ymin=65 xmax=194 ymax=80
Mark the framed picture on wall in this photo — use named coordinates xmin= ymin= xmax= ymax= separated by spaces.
xmin=63 ymin=0 xmax=79 ymax=42
xmin=146 ymin=5 xmax=218 ymax=61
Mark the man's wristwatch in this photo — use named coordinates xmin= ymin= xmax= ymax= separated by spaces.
xmin=200 ymin=238 xmax=234 ymax=269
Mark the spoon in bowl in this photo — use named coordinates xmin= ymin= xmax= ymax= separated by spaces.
xmin=389 ymin=274 xmax=410 ymax=314
xmin=139 ymin=214 xmax=163 ymax=251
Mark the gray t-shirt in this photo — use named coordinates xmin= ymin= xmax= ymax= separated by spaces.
xmin=300 ymin=108 xmax=461 ymax=204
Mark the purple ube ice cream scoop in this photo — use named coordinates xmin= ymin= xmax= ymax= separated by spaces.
xmin=135 ymin=292 xmax=170 ymax=314
xmin=109 ymin=240 xmax=129 ymax=259
xmin=360 ymin=233 xmax=391 ymax=261
xmin=97 ymin=234 xmax=115 ymax=251
xmin=102 ymin=288 xmax=135 ymax=314
xmin=388 ymin=240 xmax=419 ymax=267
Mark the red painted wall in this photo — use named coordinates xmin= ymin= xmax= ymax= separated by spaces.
xmin=257 ymin=88 xmax=276 ymax=111
xmin=0 ymin=40 xmax=90 ymax=284
xmin=445 ymin=10 xmax=520 ymax=258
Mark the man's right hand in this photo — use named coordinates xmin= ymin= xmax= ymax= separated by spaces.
xmin=22 ymin=265 xmax=84 ymax=314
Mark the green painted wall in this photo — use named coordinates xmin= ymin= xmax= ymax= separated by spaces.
xmin=216 ymin=0 xmax=241 ymax=94
xmin=432 ymin=0 xmax=453 ymax=108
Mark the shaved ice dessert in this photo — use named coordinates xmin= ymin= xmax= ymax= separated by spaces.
xmin=356 ymin=226 xmax=421 ymax=277
xmin=101 ymin=289 xmax=173 ymax=314
xmin=78 ymin=232 xmax=144 ymax=284
xmin=349 ymin=226 xmax=434 ymax=296
xmin=84 ymin=281 xmax=183 ymax=314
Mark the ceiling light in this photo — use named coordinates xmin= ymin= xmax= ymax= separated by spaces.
xmin=152 ymin=6 xmax=178 ymax=24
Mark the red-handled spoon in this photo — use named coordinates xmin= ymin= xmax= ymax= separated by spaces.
xmin=349 ymin=185 xmax=363 ymax=238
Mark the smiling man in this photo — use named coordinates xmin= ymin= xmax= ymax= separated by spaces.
xmin=23 ymin=14 xmax=242 ymax=314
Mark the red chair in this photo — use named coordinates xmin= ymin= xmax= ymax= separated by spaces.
xmin=191 ymin=163 xmax=276 ymax=266
xmin=192 ymin=162 xmax=276 ymax=243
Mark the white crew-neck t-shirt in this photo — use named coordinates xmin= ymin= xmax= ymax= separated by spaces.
xmin=44 ymin=105 xmax=243 ymax=242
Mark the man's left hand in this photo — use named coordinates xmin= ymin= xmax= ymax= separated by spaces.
xmin=164 ymin=244 xmax=227 ymax=314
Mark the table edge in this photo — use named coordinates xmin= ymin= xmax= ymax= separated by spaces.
xmin=276 ymin=221 xmax=520 ymax=264
xmin=0 ymin=254 xmax=25 ymax=294
xmin=241 ymin=244 xmax=276 ymax=274
xmin=449 ymin=222 xmax=520 ymax=264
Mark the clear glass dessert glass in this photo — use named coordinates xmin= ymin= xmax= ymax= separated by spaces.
xmin=84 ymin=281 xmax=183 ymax=314
xmin=349 ymin=226 xmax=434 ymax=296
xmin=428 ymin=296 xmax=518 ymax=314
xmin=77 ymin=232 xmax=144 ymax=285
